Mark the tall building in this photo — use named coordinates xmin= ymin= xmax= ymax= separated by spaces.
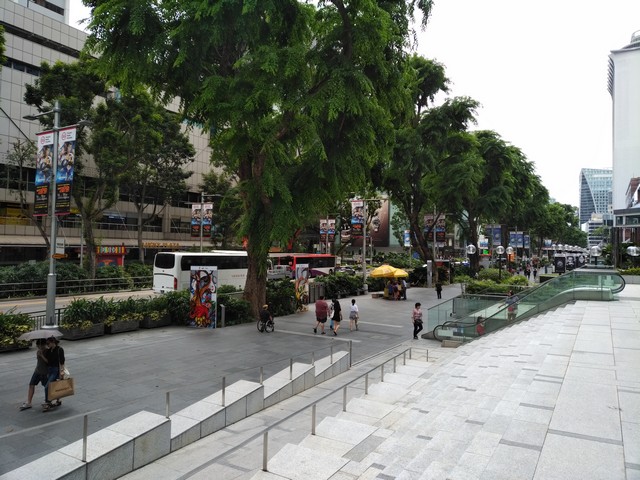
xmin=609 ymin=31 xmax=640 ymax=256
xmin=579 ymin=168 xmax=612 ymax=225
xmin=0 ymin=1 xmax=215 ymax=265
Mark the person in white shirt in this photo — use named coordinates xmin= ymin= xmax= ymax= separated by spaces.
xmin=349 ymin=299 xmax=359 ymax=331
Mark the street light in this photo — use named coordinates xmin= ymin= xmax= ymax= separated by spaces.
xmin=24 ymin=100 xmax=61 ymax=327
xmin=590 ymin=245 xmax=602 ymax=266
xmin=626 ymin=245 xmax=639 ymax=267
xmin=506 ymin=246 xmax=514 ymax=273
xmin=466 ymin=244 xmax=476 ymax=277
xmin=495 ymin=245 xmax=505 ymax=280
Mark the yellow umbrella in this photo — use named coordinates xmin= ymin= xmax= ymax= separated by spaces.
xmin=393 ymin=268 xmax=409 ymax=278
xmin=370 ymin=264 xmax=399 ymax=278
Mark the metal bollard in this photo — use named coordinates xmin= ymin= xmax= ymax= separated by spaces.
xmin=426 ymin=349 xmax=429 ymax=362
xmin=220 ymin=304 xmax=226 ymax=328
xmin=393 ymin=357 xmax=397 ymax=373
xmin=262 ymin=431 xmax=269 ymax=471
xmin=82 ymin=414 xmax=88 ymax=462
xmin=381 ymin=363 xmax=385 ymax=382
xmin=260 ymin=366 xmax=264 ymax=385
xmin=222 ymin=377 xmax=226 ymax=406
xmin=312 ymin=351 xmax=315 ymax=366
xmin=365 ymin=373 xmax=369 ymax=395
xmin=312 ymin=404 xmax=317 ymax=435
xmin=349 ymin=340 xmax=352 ymax=369
xmin=290 ymin=358 xmax=293 ymax=380
xmin=343 ymin=386 xmax=347 ymax=412
xmin=330 ymin=345 xmax=333 ymax=364
xmin=409 ymin=347 xmax=412 ymax=360
xmin=165 ymin=392 xmax=170 ymax=419
xmin=403 ymin=351 xmax=406 ymax=365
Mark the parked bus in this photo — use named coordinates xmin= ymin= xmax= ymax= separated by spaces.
xmin=153 ymin=251 xmax=248 ymax=293
xmin=268 ymin=253 xmax=337 ymax=278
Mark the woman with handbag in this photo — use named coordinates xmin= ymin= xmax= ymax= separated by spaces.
xmin=42 ymin=336 xmax=65 ymax=411
xmin=412 ymin=302 xmax=423 ymax=339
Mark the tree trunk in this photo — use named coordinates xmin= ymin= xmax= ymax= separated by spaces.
xmin=137 ymin=203 xmax=145 ymax=262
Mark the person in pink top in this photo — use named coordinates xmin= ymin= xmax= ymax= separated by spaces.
xmin=412 ymin=302 xmax=423 ymax=339
xmin=314 ymin=296 xmax=329 ymax=334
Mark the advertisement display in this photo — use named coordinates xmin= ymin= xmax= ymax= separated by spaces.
xmin=319 ymin=220 xmax=328 ymax=243
xmin=327 ymin=219 xmax=336 ymax=243
xmin=188 ymin=266 xmax=218 ymax=328
xmin=553 ymin=255 xmax=566 ymax=274
xmin=294 ymin=263 xmax=310 ymax=304
xmin=350 ymin=200 xmax=364 ymax=240
xmin=202 ymin=203 xmax=213 ymax=237
xmin=404 ymin=230 xmax=411 ymax=248
xmin=191 ymin=204 xmax=201 ymax=237
xmin=34 ymin=131 xmax=55 ymax=216
xmin=55 ymin=127 xmax=77 ymax=215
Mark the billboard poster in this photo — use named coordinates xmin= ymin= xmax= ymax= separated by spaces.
xmin=404 ymin=230 xmax=411 ymax=248
xmin=191 ymin=204 xmax=202 ymax=237
xmin=435 ymin=215 xmax=446 ymax=245
xmin=55 ymin=127 xmax=77 ymax=215
xmin=294 ymin=263 xmax=310 ymax=305
xmin=553 ymin=255 xmax=566 ymax=274
xmin=565 ymin=255 xmax=576 ymax=271
xmin=509 ymin=231 xmax=517 ymax=248
xmin=351 ymin=200 xmax=364 ymax=240
xmin=188 ymin=266 xmax=217 ymax=328
xmin=576 ymin=253 xmax=586 ymax=268
xmin=327 ymin=219 xmax=336 ymax=243
xmin=424 ymin=214 xmax=435 ymax=242
xmin=524 ymin=235 xmax=530 ymax=249
xmin=490 ymin=225 xmax=502 ymax=247
xmin=516 ymin=232 xmax=524 ymax=248
xmin=543 ymin=238 xmax=552 ymax=249
xmin=34 ymin=131 xmax=55 ymax=216
xmin=319 ymin=219 xmax=328 ymax=243
xmin=202 ymin=203 xmax=213 ymax=237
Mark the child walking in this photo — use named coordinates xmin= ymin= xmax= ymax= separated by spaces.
xmin=349 ymin=299 xmax=359 ymax=331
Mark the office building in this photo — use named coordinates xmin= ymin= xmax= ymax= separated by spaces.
xmin=1 ymin=1 xmax=214 ymax=265
xmin=578 ymin=168 xmax=612 ymax=225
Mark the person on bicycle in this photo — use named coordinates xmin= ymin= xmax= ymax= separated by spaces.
xmin=259 ymin=304 xmax=273 ymax=327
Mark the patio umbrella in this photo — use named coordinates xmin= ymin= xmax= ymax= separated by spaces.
xmin=17 ymin=329 xmax=63 ymax=341
xmin=370 ymin=265 xmax=399 ymax=278
xmin=393 ymin=268 xmax=409 ymax=278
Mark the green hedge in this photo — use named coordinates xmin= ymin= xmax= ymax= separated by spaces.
xmin=314 ymin=273 xmax=362 ymax=299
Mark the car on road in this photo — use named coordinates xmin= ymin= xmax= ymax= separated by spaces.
xmin=334 ymin=266 xmax=357 ymax=275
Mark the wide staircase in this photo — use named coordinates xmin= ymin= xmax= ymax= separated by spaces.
xmin=428 ymin=268 xmax=626 ymax=344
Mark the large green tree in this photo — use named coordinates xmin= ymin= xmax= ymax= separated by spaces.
xmin=85 ymin=0 xmax=434 ymax=316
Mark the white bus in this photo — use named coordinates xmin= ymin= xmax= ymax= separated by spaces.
xmin=153 ymin=251 xmax=248 ymax=293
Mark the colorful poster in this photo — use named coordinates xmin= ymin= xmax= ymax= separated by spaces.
xmin=435 ymin=215 xmax=446 ymax=245
xmin=202 ymin=203 xmax=213 ymax=237
xmin=327 ymin=219 xmax=336 ymax=243
xmin=424 ymin=214 xmax=435 ymax=242
xmin=319 ymin=219 xmax=328 ymax=243
xmin=191 ymin=204 xmax=202 ymax=237
xmin=294 ymin=263 xmax=310 ymax=304
xmin=516 ymin=231 xmax=524 ymax=248
xmin=524 ymin=234 xmax=530 ymax=249
xmin=55 ymin=127 xmax=77 ymax=215
xmin=553 ymin=255 xmax=566 ymax=274
xmin=404 ymin=230 xmax=411 ymax=248
xmin=34 ymin=131 xmax=55 ymax=216
xmin=509 ymin=231 xmax=517 ymax=247
xmin=188 ymin=266 xmax=217 ymax=328
xmin=351 ymin=200 xmax=364 ymax=240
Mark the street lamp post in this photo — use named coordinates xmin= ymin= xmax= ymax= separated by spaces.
xmin=590 ymin=245 xmax=602 ymax=266
xmin=24 ymin=101 xmax=61 ymax=327
xmin=495 ymin=245 xmax=505 ymax=280
xmin=627 ymin=245 xmax=640 ymax=267
xmin=466 ymin=244 xmax=477 ymax=277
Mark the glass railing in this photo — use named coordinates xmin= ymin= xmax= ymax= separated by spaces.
xmin=431 ymin=269 xmax=626 ymax=343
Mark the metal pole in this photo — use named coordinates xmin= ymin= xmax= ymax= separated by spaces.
xmin=82 ymin=414 xmax=88 ymax=462
xmin=45 ymin=100 xmax=61 ymax=327
xmin=262 ymin=431 xmax=268 ymax=471
xmin=381 ymin=364 xmax=384 ymax=382
xmin=365 ymin=373 xmax=369 ymax=395
xmin=165 ymin=392 xmax=170 ymax=419
xmin=362 ymin=200 xmax=367 ymax=288
xmin=289 ymin=358 xmax=293 ymax=381
xmin=199 ymin=191 xmax=204 ymax=252
xmin=343 ymin=386 xmax=347 ymax=412
xmin=311 ymin=404 xmax=317 ymax=435
xmin=393 ymin=357 xmax=396 ymax=373
xmin=260 ymin=366 xmax=264 ymax=385
xmin=349 ymin=340 xmax=352 ymax=369
xmin=221 ymin=376 xmax=226 ymax=406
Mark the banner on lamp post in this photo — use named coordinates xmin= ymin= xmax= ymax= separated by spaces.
xmin=351 ymin=200 xmax=364 ymax=240
xmin=191 ymin=204 xmax=202 ymax=237
xmin=202 ymin=203 xmax=213 ymax=237
xmin=34 ymin=131 xmax=55 ymax=216
xmin=55 ymin=127 xmax=77 ymax=215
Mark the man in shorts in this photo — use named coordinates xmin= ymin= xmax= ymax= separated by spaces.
xmin=20 ymin=339 xmax=48 ymax=410
xmin=314 ymin=295 xmax=329 ymax=334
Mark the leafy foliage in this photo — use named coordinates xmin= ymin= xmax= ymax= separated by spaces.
xmin=0 ymin=308 xmax=32 ymax=348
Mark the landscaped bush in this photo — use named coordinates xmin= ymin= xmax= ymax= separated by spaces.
xmin=216 ymin=285 xmax=253 ymax=325
xmin=0 ymin=308 xmax=33 ymax=348
xmin=164 ymin=290 xmax=190 ymax=324
xmin=95 ymin=266 xmax=133 ymax=290
xmin=619 ymin=267 xmax=640 ymax=275
xmin=366 ymin=277 xmax=386 ymax=292
xmin=314 ymin=273 xmax=362 ymax=299
xmin=124 ymin=262 xmax=153 ymax=288
xmin=266 ymin=279 xmax=295 ymax=317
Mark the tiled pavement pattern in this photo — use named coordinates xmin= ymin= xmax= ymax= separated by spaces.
xmin=121 ymin=285 xmax=640 ymax=480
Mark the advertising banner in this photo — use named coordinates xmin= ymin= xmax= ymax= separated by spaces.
xmin=55 ymin=127 xmax=77 ymax=215
xmin=404 ymin=230 xmax=411 ymax=248
xmin=191 ymin=204 xmax=202 ymax=237
xmin=524 ymin=235 xmax=530 ymax=249
xmin=202 ymin=203 xmax=213 ymax=238
xmin=188 ymin=266 xmax=217 ymax=328
xmin=576 ymin=253 xmax=586 ymax=268
xmin=553 ymin=255 xmax=566 ymax=274
xmin=487 ymin=225 xmax=502 ymax=247
xmin=327 ymin=219 xmax=336 ymax=243
xmin=509 ymin=231 xmax=517 ymax=248
xmin=424 ymin=214 xmax=435 ymax=242
xmin=34 ymin=131 xmax=55 ymax=216
xmin=319 ymin=220 xmax=328 ymax=243
xmin=516 ymin=232 xmax=524 ymax=248
xmin=565 ymin=255 xmax=576 ymax=271
xmin=351 ymin=200 xmax=364 ymax=240
xmin=435 ymin=215 xmax=446 ymax=245
xmin=294 ymin=263 xmax=310 ymax=305
xmin=543 ymin=239 xmax=552 ymax=249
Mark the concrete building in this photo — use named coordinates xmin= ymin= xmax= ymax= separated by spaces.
xmin=609 ymin=30 xmax=640 ymax=255
xmin=0 ymin=1 xmax=214 ymax=265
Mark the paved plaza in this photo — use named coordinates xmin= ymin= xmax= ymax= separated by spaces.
xmin=1 ymin=282 xmax=639 ymax=479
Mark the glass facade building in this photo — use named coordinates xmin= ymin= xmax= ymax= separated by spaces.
xmin=579 ymin=168 xmax=612 ymax=225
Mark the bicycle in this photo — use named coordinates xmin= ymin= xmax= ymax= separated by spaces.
xmin=257 ymin=316 xmax=275 ymax=333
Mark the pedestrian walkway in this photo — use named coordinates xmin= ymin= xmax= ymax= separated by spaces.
xmin=119 ymin=284 xmax=640 ymax=480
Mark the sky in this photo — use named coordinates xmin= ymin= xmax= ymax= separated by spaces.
xmin=69 ymin=1 xmax=640 ymax=207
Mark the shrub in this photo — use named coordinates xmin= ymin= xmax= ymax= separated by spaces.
xmin=266 ymin=279 xmax=295 ymax=317
xmin=124 ymin=262 xmax=153 ymax=288
xmin=219 ymin=297 xmax=253 ymax=325
xmin=62 ymin=297 xmax=112 ymax=329
xmin=164 ymin=290 xmax=190 ymax=324
xmin=619 ymin=267 xmax=640 ymax=275
xmin=0 ymin=308 xmax=33 ymax=348
xmin=96 ymin=266 xmax=133 ymax=290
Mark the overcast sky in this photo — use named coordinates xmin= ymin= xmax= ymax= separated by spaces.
xmin=69 ymin=1 xmax=640 ymax=207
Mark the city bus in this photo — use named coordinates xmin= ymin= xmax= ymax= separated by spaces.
xmin=268 ymin=253 xmax=337 ymax=278
xmin=153 ymin=251 xmax=249 ymax=293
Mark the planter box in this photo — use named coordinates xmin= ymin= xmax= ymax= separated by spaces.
xmin=60 ymin=323 xmax=105 ymax=341
xmin=139 ymin=313 xmax=172 ymax=329
xmin=105 ymin=318 xmax=140 ymax=334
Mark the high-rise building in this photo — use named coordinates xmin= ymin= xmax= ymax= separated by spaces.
xmin=609 ymin=31 xmax=640 ymax=256
xmin=0 ymin=1 xmax=215 ymax=264
xmin=579 ymin=168 xmax=612 ymax=225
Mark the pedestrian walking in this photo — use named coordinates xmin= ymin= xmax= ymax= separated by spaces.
xmin=435 ymin=282 xmax=442 ymax=299
xmin=412 ymin=302 xmax=423 ymax=339
xmin=401 ymin=278 xmax=407 ymax=300
xmin=475 ymin=316 xmax=486 ymax=336
xmin=505 ymin=290 xmax=519 ymax=322
xmin=43 ymin=336 xmax=65 ymax=411
xmin=349 ymin=299 xmax=359 ymax=331
xmin=20 ymin=339 xmax=48 ymax=411
xmin=314 ymin=296 xmax=329 ymax=335
xmin=533 ymin=267 xmax=538 ymax=281
xmin=331 ymin=298 xmax=342 ymax=335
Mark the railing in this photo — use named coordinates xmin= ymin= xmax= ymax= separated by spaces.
xmin=432 ymin=269 xmax=626 ymax=343
xmin=0 ymin=276 xmax=152 ymax=299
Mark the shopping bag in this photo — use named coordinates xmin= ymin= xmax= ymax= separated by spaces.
xmin=48 ymin=378 xmax=75 ymax=400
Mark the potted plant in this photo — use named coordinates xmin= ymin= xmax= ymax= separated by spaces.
xmin=0 ymin=308 xmax=33 ymax=351
xmin=60 ymin=298 xmax=107 ymax=340
xmin=139 ymin=296 xmax=171 ymax=329
xmin=104 ymin=297 xmax=142 ymax=334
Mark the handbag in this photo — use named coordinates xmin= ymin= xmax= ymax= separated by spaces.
xmin=60 ymin=365 xmax=71 ymax=380
xmin=48 ymin=377 xmax=75 ymax=400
